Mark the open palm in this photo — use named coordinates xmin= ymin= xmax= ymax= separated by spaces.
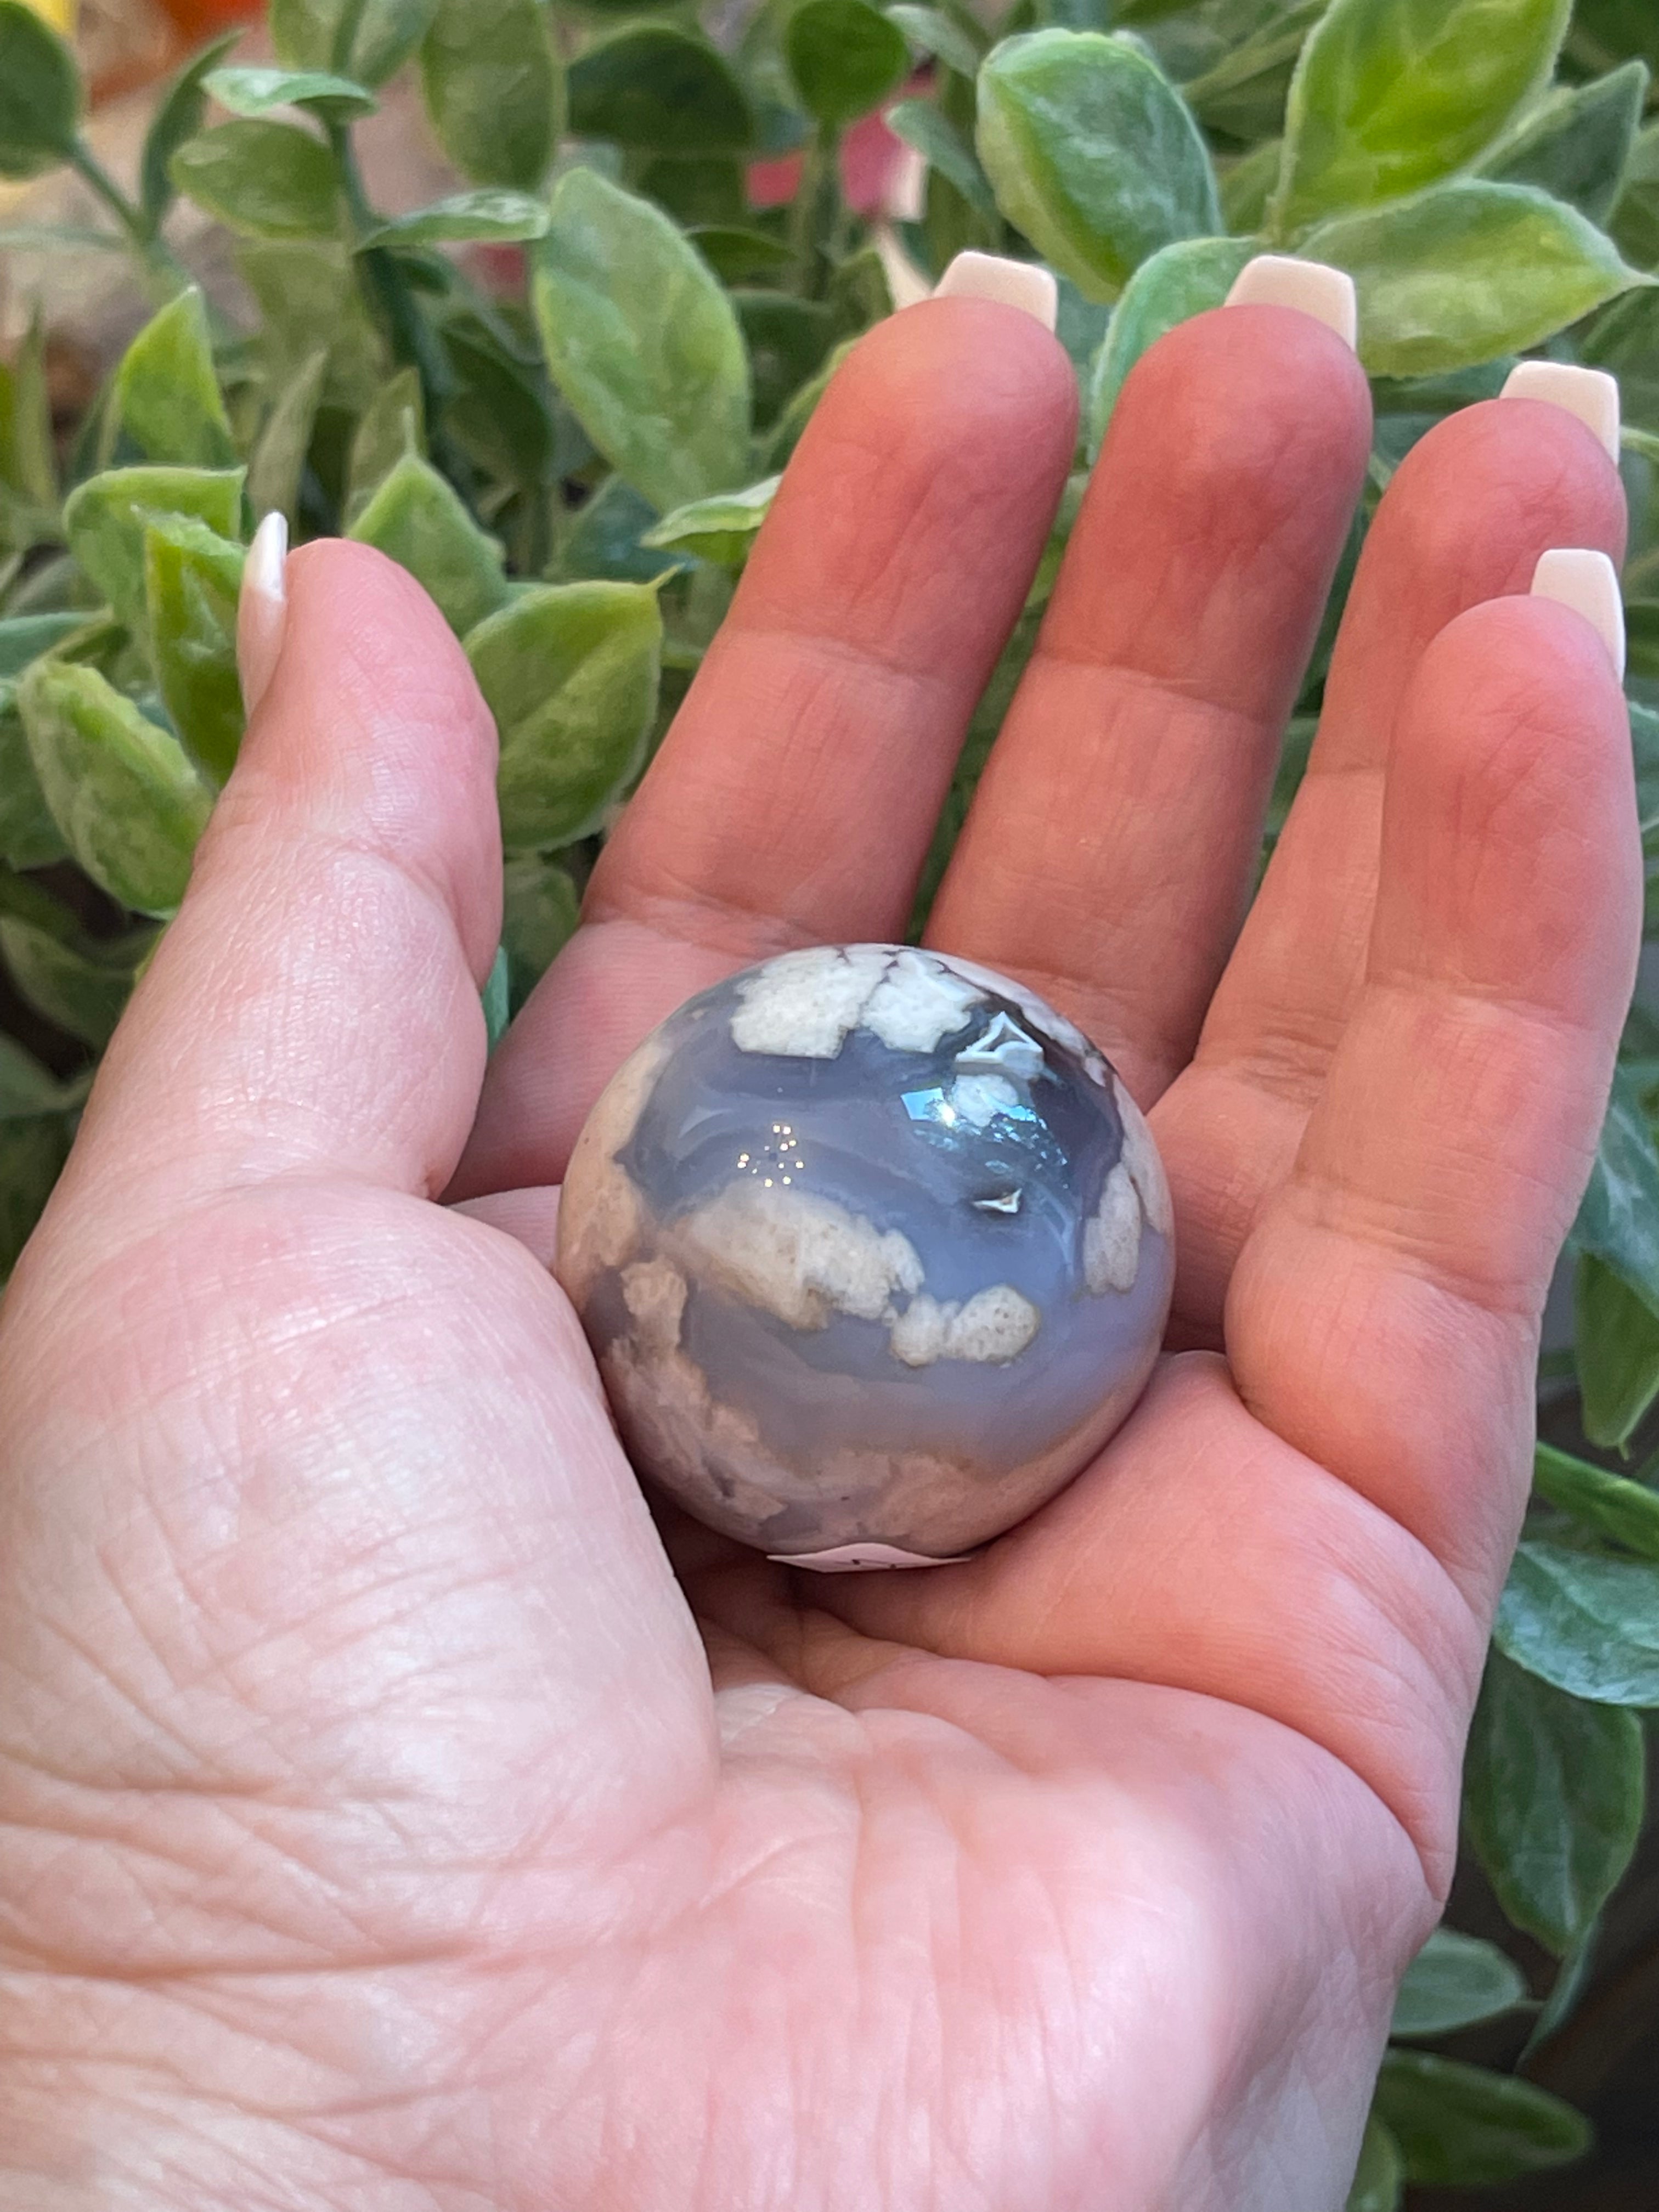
xmin=0 ymin=291 xmax=1637 ymax=2211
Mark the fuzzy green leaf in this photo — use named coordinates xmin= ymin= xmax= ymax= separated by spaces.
xmin=420 ymin=0 xmax=560 ymax=191
xmin=977 ymin=31 xmax=1220 ymax=303
xmin=247 ymin=347 xmax=328 ymax=530
xmin=1494 ymin=1536 xmax=1659 ymax=1703
xmin=0 ymin=1 xmax=80 ymax=180
xmin=345 ymin=365 xmax=425 ymax=523
xmin=885 ymin=98 xmax=996 ymax=217
xmin=0 ymin=317 xmax=57 ymax=517
xmin=642 ymin=475 xmax=780 ymax=566
xmin=362 ymin=190 xmax=550 ymax=246
xmin=1534 ymin=1441 xmax=1659 ymax=1557
xmin=348 ymin=453 xmax=509 ymax=639
xmin=1576 ymin=1252 xmax=1659 ymax=1453
xmin=1302 ymin=180 xmax=1650 ymax=376
xmin=0 ymin=915 xmax=147 ymax=1049
xmin=141 ymin=32 xmax=239 ymax=227
xmin=1389 ymin=1927 xmax=1528 ymax=2039
xmin=170 ymin=120 xmax=342 ymax=240
xmin=270 ymin=0 xmax=438 ymax=88
xmin=888 ymin=3 xmax=982 ymax=77
xmin=533 ymin=167 xmax=751 ymax=516
xmin=1086 ymin=234 xmax=1251 ymax=458
xmin=1373 ymin=2051 xmax=1589 ymax=2185
xmin=0 ymin=687 xmax=66 ymax=869
xmin=568 ymin=26 xmax=753 ymax=154
xmin=144 ymin=514 xmax=245 ymax=787
xmin=205 ymin=64 xmax=376 ymax=117
xmin=500 ymin=850 xmax=579 ymax=1012
xmin=17 ymin=658 xmax=212 ymax=916
xmin=786 ymin=0 xmax=910 ymax=129
xmin=111 ymin=288 xmax=238 ymax=471
xmin=1481 ymin=59 xmax=1649 ymax=225
xmin=64 ymin=465 xmax=245 ymax=638
xmin=468 ymin=581 xmax=662 ymax=850
xmin=1273 ymin=0 xmax=1573 ymax=233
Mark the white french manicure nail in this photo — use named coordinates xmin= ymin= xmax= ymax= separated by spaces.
xmin=1500 ymin=361 xmax=1621 ymax=464
xmin=1224 ymin=253 xmax=1357 ymax=349
xmin=932 ymin=250 xmax=1058 ymax=334
xmin=1531 ymin=548 xmax=1626 ymax=679
xmin=768 ymin=1542 xmax=979 ymax=1572
xmin=236 ymin=510 xmax=289 ymax=719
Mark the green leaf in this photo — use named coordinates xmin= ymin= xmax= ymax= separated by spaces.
xmin=1613 ymin=120 xmax=1659 ymax=272
xmin=17 ymin=658 xmax=213 ymax=916
xmin=1086 ymin=234 xmax=1252 ymax=460
xmin=568 ymin=26 xmax=753 ymax=154
xmin=205 ymin=64 xmax=376 ymax=118
xmin=144 ymin=513 xmax=245 ymax=787
xmin=270 ymin=0 xmax=438 ymax=89
xmin=685 ymin=225 xmax=797 ymax=284
xmin=1302 ymin=180 xmax=1651 ymax=377
xmin=533 ymin=167 xmax=751 ymax=516
xmin=0 ymin=915 xmax=146 ymax=1049
xmin=1389 ymin=1927 xmax=1528 ymax=2039
xmin=976 ymin=31 xmax=1221 ymax=304
xmin=64 ymin=465 xmax=244 ymax=637
xmin=887 ymin=3 xmax=984 ymax=80
xmin=1576 ymin=1251 xmax=1659 ymax=1448
xmin=419 ymin=0 xmax=560 ymax=191
xmin=348 ymin=452 xmax=509 ymax=637
xmin=345 ymin=364 xmax=424 ymax=523
xmin=1272 ymin=0 xmax=1573 ymax=234
xmin=111 ymin=288 xmax=238 ymax=472
xmin=247 ymin=347 xmax=328 ymax=529
xmin=787 ymin=0 xmax=909 ymax=129
xmin=0 ymin=1 xmax=80 ymax=179
xmin=1494 ymin=1535 xmax=1659 ymax=1702
xmin=560 ymin=474 xmax=668 ymax=584
xmin=886 ymin=98 xmax=996 ymax=218
xmin=1178 ymin=1 xmax=1324 ymax=145
xmin=1345 ymin=2113 xmax=1404 ymax=2212
xmin=0 ymin=1027 xmax=76 ymax=1116
xmin=0 ymin=690 xmax=66 ymax=868
xmin=482 ymin=943 xmax=510 ymax=1051
xmin=141 ymin=31 xmax=240 ymax=228
xmin=1534 ymin=1440 xmax=1659 ymax=1558
xmin=642 ymin=474 xmax=780 ymax=566
xmin=169 ymin=121 xmax=343 ymax=241
xmin=362 ymin=190 xmax=551 ymax=246
xmin=239 ymin=238 xmax=386 ymax=413
xmin=467 ymin=581 xmax=662 ymax=850
xmin=500 ymin=849 xmax=578 ymax=1011
xmin=0 ymin=314 xmax=57 ymax=515
xmin=1481 ymin=59 xmax=1649 ymax=226
xmin=0 ymin=613 xmax=84 ymax=680
xmin=0 ymin=1110 xmax=71 ymax=1279
xmin=1373 ymin=2051 xmax=1589 ymax=2185
xmin=1575 ymin=1065 xmax=1659 ymax=1306
xmin=733 ymin=291 xmax=834 ymax=430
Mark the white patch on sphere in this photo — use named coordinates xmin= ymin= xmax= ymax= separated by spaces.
xmin=1114 ymin=1076 xmax=1173 ymax=1237
xmin=1082 ymin=1162 xmax=1141 ymax=1293
xmin=953 ymin=1009 xmax=1046 ymax=1083
xmin=889 ymin=1283 xmax=1040 ymax=1367
xmin=729 ymin=945 xmax=891 ymax=1058
xmin=860 ymin=948 xmax=986 ymax=1052
xmin=949 ymin=1073 xmax=1020 ymax=1127
xmin=672 ymin=1179 xmax=924 ymax=1330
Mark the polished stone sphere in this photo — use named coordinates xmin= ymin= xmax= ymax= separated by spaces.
xmin=556 ymin=945 xmax=1173 ymax=1571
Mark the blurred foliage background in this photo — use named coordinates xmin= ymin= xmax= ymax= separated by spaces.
xmin=2 ymin=0 xmax=1658 ymax=2202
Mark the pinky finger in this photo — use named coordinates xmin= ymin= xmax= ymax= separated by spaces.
xmin=1226 ymin=566 xmax=1640 ymax=1613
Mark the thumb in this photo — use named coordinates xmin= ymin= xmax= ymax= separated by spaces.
xmin=47 ymin=529 xmax=501 ymax=1245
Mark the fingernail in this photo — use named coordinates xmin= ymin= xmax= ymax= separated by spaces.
xmin=1224 ymin=253 xmax=1357 ymax=349
xmin=931 ymin=251 xmax=1058 ymax=333
xmin=768 ymin=1541 xmax=979 ymax=1572
xmin=1531 ymin=548 xmax=1626 ymax=679
xmin=1500 ymin=361 xmax=1621 ymax=464
xmin=236 ymin=510 xmax=289 ymax=719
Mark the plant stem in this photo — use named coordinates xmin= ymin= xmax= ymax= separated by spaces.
xmin=67 ymin=141 xmax=187 ymax=301
xmin=789 ymin=124 xmax=838 ymax=297
xmin=328 ymin=118 xmax=453 ymax=424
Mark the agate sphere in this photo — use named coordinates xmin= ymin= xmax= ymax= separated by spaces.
xmin=555 ymin=945 xmax=1173 ymax=1571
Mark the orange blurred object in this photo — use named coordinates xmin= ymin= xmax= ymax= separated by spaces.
xmin=151 ymin=0 xmax=260 ymax=34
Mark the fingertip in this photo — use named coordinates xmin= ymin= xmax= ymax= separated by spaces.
xmin=1390 ymin=395 xmax=1628 ymax=571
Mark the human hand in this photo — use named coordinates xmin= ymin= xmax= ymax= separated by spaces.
xmin=0 ymin=270 xmax=1637 ymax=2211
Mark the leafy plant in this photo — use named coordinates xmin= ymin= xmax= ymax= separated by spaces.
xmin=3 ymin=0 xmax=1659 ymax=2201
